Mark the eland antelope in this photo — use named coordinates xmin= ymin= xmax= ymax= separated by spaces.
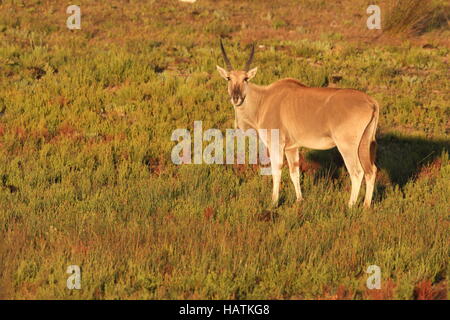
xmin=216 ymin=40 xmax=379 ymax=208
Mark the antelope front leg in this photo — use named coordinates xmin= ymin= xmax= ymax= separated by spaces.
xmin=269 ymin=142 xmax=284 ymax=207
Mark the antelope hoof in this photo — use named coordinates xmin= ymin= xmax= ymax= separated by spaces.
xmin=271 ymin=199 xmax=279 ymax=208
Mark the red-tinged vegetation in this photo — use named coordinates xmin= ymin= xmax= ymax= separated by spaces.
xmin=203 ymin=207 xmax=215 ymax=221
xmin=298 ymin=157 xmax=321 ymax=174
xmin=413 ymin=280 xmax=448 ymax=300
xmin=148 ymin=157 xmax=165 ymax=176
xmin=364 ymin=279 xmax=396 ymax=300
xmin=14 ymin=127 xmax=26 ymax=142
xmin=232 ymin=163 xmax=259 ymax=178
xmin=320 ymin=284 xmax=355 ymax=300
xmin=417 ymin=158 xmax=442 ymax=180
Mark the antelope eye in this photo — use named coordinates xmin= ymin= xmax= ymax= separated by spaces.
xmin=244 ymin=77 xmax=249 ymax=82
xmin=226 ymin=77 xmax=231 ymax=81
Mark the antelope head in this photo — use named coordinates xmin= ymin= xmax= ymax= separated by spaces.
xmin=216 ymin=40 xmax=258 ymax=107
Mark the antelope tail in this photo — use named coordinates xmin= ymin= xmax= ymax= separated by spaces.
xmin=358 ymin=100 xmax=379 ymax=176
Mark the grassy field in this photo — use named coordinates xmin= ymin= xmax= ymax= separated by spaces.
xmin=0 ymin=0 xmax=449 ymax=299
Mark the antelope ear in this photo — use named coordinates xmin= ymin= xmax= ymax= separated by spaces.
xmin=216 ymin=65 xmax=229 ymax=80
xmin=247 ymin=67 xmax=258 ymax=80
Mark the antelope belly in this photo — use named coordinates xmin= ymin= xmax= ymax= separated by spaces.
xmin=287 ymin=136 xmax=336 ymax=150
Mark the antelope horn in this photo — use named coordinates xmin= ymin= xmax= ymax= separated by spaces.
xmin=244 ymin=43 xmax=255 ymax=71
xmin=220 ymin=39 xmax=233 ymax=70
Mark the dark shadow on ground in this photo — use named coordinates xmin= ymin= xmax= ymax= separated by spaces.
xmin=305 ymin=133 xmax=449 ymax=188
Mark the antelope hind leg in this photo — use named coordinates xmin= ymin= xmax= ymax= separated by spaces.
xmin=337 ymin=145 xmax=364 ymax=208
xmin=363 ymin=165 xmax=377 ymax=208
